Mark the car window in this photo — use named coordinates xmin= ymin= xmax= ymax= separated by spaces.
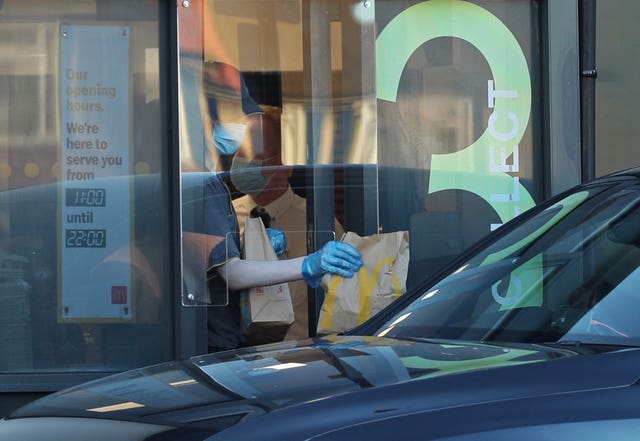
xmin=377 ymin=182 xmax=640 ymax=346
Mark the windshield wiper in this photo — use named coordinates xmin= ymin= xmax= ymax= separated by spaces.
xmin=539 ymin=340 xmax=639 ymax=354
xmin=391 ymin=336 xmax=455 ymax=345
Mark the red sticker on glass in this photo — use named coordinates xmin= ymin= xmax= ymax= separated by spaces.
xmin=111 ymin=286 xmax=128 ymax=304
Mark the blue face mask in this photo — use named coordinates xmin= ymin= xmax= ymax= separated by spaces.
xmin=230 ymin=156 xmax=270 ymax=195
xmin=213 ymin=121 xmax=247 ymax=156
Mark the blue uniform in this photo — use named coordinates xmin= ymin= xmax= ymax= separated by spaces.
xmin=182 ymin=172 xmax=245 ymax=352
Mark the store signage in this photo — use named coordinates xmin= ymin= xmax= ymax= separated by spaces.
xmin=59 ymin=25 xmax=133 ymax=321
xmin=376 ymin=0 xmax=535 ymax=228
xmin=376 ymin=0 xmax=538 ymax=307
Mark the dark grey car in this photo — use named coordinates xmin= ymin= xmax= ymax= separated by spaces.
xmin=3 ymin=167 xmax=640 ymax=440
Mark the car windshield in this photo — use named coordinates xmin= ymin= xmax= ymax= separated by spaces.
xmin=377 ymin=181 xmax=640 ymax=347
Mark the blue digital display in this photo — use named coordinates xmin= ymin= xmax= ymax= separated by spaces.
xmin=65 ymin=229 xmax=107 ymax=248
xmin=65 ymin=188 xmax=106 ymax=207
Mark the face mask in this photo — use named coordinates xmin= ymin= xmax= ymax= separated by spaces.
xmin=213 ymin=121 xmax=247 ymax=156
xmin=230 ymin=156 xmax=270 ymax=195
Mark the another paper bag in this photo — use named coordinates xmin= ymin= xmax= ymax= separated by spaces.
xmin=317 ymin=231 xmax=410 ymax=334
xmin=240 ymin=216 xmax=294 ymax=345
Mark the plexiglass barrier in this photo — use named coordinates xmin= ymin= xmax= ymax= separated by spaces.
xmin=182 ymin=227 xmax=336 ymax=307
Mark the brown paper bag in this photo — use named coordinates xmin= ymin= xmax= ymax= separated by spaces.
xmin=240 ymin=216 xmax=294 ymax=344
xmin=317 ymin=231 xmax=410 ymax=334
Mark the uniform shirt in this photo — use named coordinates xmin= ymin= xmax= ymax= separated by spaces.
xmin=234 ymin=186 xmax=344 ymax=340
xmin=181 ymin=172 xmax=245 ymax=352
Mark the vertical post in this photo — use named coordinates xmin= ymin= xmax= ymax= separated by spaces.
xmin=301 ymin=0 xmax=335 ymax=336
xmin=175 ymin=0 xmax=208 ymax=357
xmin=544 ymin=0 xmax=582 ymax=197
xmin=579 ymin=0 xmax=597 ymax=182
xmin=341 ymin=1 xmax=379 ymax=236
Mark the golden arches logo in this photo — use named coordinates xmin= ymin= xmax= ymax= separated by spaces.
xmin=320 ymin=256 xmax=403 ymax=330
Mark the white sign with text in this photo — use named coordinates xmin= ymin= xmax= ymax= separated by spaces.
xmin=60 ymin=25 xmax=132 ymax=321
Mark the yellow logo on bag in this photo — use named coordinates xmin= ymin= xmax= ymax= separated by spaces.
xmin=320 ymin=256 xmax=404 ymax=330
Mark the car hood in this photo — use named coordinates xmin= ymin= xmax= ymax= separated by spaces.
xmin=10 ymin=336 xmax=640 ymax=437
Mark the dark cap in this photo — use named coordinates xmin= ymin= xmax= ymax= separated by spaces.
xmin=239 ymin=75 xmax=263 ymax=116
xmin=204 ymin=60 xmax=263 ymax=120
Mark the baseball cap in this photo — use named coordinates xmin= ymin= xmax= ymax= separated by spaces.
xmin=204 ymin=60 xmax=263 ymax=120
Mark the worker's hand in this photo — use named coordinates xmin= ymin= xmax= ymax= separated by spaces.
xmin=266 ymin=227 xmax=287 ymax=256
xmin=301 ymin=241 xmax=363 ymax=288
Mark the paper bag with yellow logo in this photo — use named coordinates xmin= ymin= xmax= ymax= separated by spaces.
xmin=240 ymin=216 xmax=294 ymax=344
xmin=316 ymin=231 xmax=410 ymax=334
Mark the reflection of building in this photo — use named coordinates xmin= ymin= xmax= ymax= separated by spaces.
xmin=0 ymin=0 xmax=638 ymax=418
xmin=0 ymin=255 xmax=32 ymax=369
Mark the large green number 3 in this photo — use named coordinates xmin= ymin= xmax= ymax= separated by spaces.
xmin=376 ymin=0 xmax=535 ymax=226
xmin=376 ymin=0 xmax=539 ymax=308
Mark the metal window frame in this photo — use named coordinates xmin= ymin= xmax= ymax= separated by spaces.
xmin=542 ymin=0 xmax=583 ymax=197
xmin=0 ymin=1 xmax=182 ymax=398
xmin=1 ymin=0 xmax=587 ymax=404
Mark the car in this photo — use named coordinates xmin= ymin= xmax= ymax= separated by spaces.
xmin=3 ymin=167 xmax=640 ymax=440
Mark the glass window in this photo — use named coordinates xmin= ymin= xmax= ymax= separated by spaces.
xmin=0 ymin=0 xmax=172 ymax=373
xmin=177 ymin=0 xmax=378 ymax=343
xmin=595 ymin=0 xmax=640 ymax=176
xmin=376 ymin=0 xmax=543 ymax=284
xmin=377 ymin=182 xmax=640 ymax=347
xmin=177 ymin=0 xmax=544 ymax=343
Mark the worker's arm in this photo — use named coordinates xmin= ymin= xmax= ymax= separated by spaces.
xmin=217 ymin=241 xmax=363 ymax=291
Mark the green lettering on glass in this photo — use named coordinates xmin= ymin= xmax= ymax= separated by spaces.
xmin=486 ymin=192 xmax=588 ymax=309
xmin=376 ymin=0 xmax=538 ymax=308
xmin=376 ymin=0 xmax=534 ymax=222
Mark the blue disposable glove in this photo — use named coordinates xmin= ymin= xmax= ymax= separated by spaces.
xmin=266 ymin=227 xmax=287 ymax=256
xmin=301 ymin=241 xmax=363 ymax=288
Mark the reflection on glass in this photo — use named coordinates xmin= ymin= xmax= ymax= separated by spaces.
xmin=0 ymin=0 xmax=170 ymax=371
xmin=177 ymin=0 xmax=377 ymax=356
xmin=375 ymin=0 xmax=543 ymax=286
xmin=378 ymin=184 xmax=640 ymax=347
